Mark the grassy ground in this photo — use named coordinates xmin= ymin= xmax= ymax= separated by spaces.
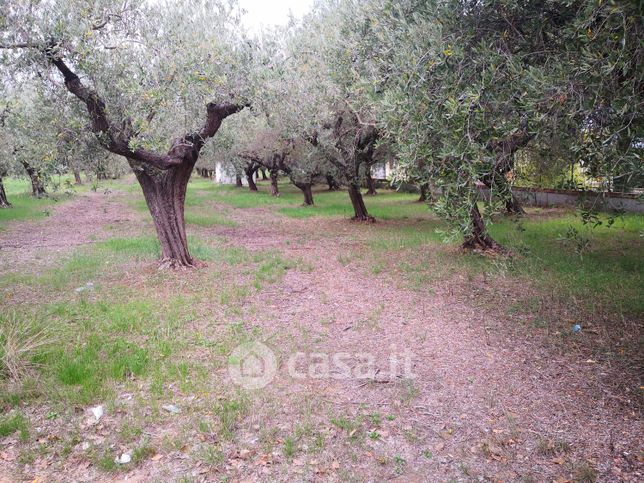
xmin=0 ymin=175 xmax=86 ymax=227
xmin=187 ymin=177 xmax=643 ymax=317
xmin=0 ymin=175 xmax=641 ymax=481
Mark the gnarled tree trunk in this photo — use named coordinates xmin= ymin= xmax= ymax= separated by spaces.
xmin=131 ymin=159 xmax=195 ymax=269
xmin=45 ymin=54 xmax=245 ymax=269
xmin=96 ymin=166 xmax=109 ymax=180
xmin=235 ymin=175 xmax=243 ymax=188
xmin=270 ymin=170 xmax=280 ymax=197
xmin=0 ymin=177 xmax=11 ymax=208
xmin=294 ymin=181 xmax=314 ymax=205
xmin=418 ymin=183 xmax=429 ymax=202
xmin=245 ymin=166 xmax=258 ymax=191
xmin=463 ymin=204 xmax=502 ymax=251
xmin=365 ymin=169 xmax=377 ymax=196
xmin=73 ymin=168 xmax=83 ymax=185
xmin=326 ymin=174 xmax=340 ymax=191
xmin=348 ymin=182 xmax=374 ymax=221
xmin=20 ymin=161 xmax=46 ymax=198
xmin=484 ymin=124 xmax=533 ymax=216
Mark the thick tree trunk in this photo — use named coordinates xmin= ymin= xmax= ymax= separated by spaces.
xmin=418 ymin=183 xmax=429 ymax=202
xmin=348 ymin=182 xmax=374 ymax=222
xmin=294 ymin=181 xmax=314 ymax=205
xmin=260 ymin=168 xmax=268 ymax=180
xmin=270 ymin=170 xmax=280 ymax=197
xmin=21 ymin=161 xmax=46 ymax=198
xmin=365 ymin=169 xmax=377 ymax=196
xmin=46 ymin=53 xmax=246 ymax=270
xmin=235 ymin=175 xmax=243 ymax=188
xmin=463 ymin=204 xmax=502 ymax=251
xmin=0 ymin=177 xmax=11 ymax=208
xmin=131 ymin=159 xmax=195 ymax=269
xmin=246 ymin=168 xmax=258 ymax=191
xmin=326 ymin=175 xmax=340 ymax=191
xmin=73 ymin=168 xmax=83 ymax=185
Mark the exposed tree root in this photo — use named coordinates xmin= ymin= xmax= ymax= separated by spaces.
xmin=351 ymin=214 xmax=376 ymax=223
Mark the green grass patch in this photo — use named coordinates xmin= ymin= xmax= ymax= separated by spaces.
xmin=214 ymin=395 xmax=249 ymax=440
xmin=488 ymin=212 xmax=644 ymax=315
xmin=0 ymin=176 xmax=84 ymax=227
xmin=185 ymin=178 xmax=431 ymax=221
xmin=1 ymin=286 xmax=198 ymax=404
xmin=357 ymin=202 xmax=643 ymax=317
xmin=0 ymin=193 xmax=59 ymax=226
xmin=253 ymin=251 xmax=295 ymax=288
xmin=0 ymin=252 xmax=106 ymax=292
xmin=185 ymin=211 xmax=237 ymax=227
xmin=0 ymin=412 xmax=29 ymax=441
xmin=278 ymin=190 xmax=427 ymax=220
xmin=97 ymin=236 xmax=161 ymax=260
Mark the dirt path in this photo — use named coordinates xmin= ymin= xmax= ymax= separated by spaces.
xmin=0 ymin=190 xmax=140 ymax=269
xmin=201 ymin=204 xmax=643 ymax=481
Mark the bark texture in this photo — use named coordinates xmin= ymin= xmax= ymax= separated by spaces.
xmin=348 ymin=183 xmax=374 ymax=222
xmin=330 ymin=112 xmax=379 ymax=222
xmin=326 ymin=174 xmax=340 ymax=191
xmin=463 ymin=204 xmax=502 ymax=251
xmin=270 ymin=170 xmax=280 ymax=197
xmin=505 ymin=192 xmax=526 ymax=215
xmin=0 ymin=177 xmax=11 ymax=207
xmin=481 ymin=178 xmax=526 ymax=215
xmin=235 ymin=175 xmax=243 ymax=188
xmin=418 ymin=183 xmax=429 ymax=202
xmin=96 ymin=168 xmax=109 ymax=180
xmin=73 ymin=169 xmax=83 ymax=185
xmin=245 ymin=166 xmax=258 ymax=191
xmin=21 ymin=161 xmax=46 ymax=198
xmin=482 ymin=124 xmax=533 ymax=215
xmin=131 ymin=158 xmax=194 ymax=268
xmin=294 ymin=181 xmax=314 ymax=205
xmin=365 ymin=169 xmax=377 ymax=196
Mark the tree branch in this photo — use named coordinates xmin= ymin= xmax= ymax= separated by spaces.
xmin=0 ymin=42 xmax=38 ymax=49
xmin=45 ymin=49 xmax=245 ymax=170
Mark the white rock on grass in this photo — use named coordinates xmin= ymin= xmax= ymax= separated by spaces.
xmin=115 ymin=453 xmax=131 ymax=465
xmin=162 ymin=404 xmax=180 ymax=414
xmin=89 ymin=405 xmax=104 ymax=423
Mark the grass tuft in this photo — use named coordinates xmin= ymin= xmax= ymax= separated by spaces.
xmin=0 ymin=312 xmax=53 ymax=382
xmin=0 ymin=412 xmax=29 ymax=441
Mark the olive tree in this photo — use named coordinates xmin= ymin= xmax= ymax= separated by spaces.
xmin=1 ymin=0 xmax=252 ymax=268
xmin=1 ymin=85 xmax=65 ymax=199
xmin=356 ymin=0 xmax=641 ymax=248
xmin=262 ymin=2 xmax=379 ymax=221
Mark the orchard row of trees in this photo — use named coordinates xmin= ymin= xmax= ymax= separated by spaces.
xmin=1 ymin=0 xmax=641 ymax=266
xmin=0 ymin=83 xmax=129 ymax=207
